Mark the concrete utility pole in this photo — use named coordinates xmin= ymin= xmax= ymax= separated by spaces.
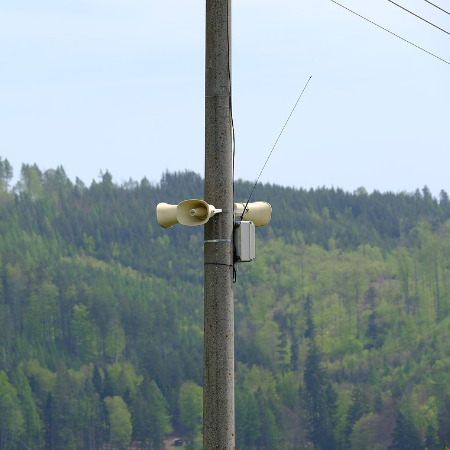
xmin=204 ymin=1 xmax=235 ymax=450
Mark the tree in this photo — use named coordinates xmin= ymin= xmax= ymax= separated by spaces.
xmin=345 ymin=386 xmax=370 ymax=442
xmin=236 ymin=388 xmax=261 ymax=450
xmin=15 ymin=366 xmax=42 ymax=449
xmin=304 ymin=294 xmax=315 ymax=339
xmin=53 ymin=361 xmax=78 ymax=450
xmin=261 ymin=408 xmax=281 ymax=450
xmin=425 ymin=424 xmax=439 ymax=450
xmin=15 ymin=163 xmax=44 ymax=200
xmin=179 ymin=381 xmax=203 ymax=450
xmin=104 ymin=396 xmax=133 ymax=450
xmin=349 ymin=413 xmax=376 ymax=450
xmin=365 ymin=311 xmax=380 ymax=350
xmin=388 ymin=411 xmax=421 ymax=450
xmin=0 ymin=370 xmax=24 ymax=450
xmin=439 ymin=190 xmax=450 ymax=206
xmin=71 ymin=303 xmax=97 ymax=361
xmin=105 ymin=319 xmax=126 ymax=363
xmin=0 ymin=157 xmax=13 ymax=191
xmin=438 ymin=397 xmax=450 ymax=448
xmin=133 ymin=377 xmax=172 ymax=450
xmin=304 ymin=339 xmax=336 ymax=449
xmin=79 ymin=376 xmax=103 ymax=450
xmin=43 ymin=393 xmax=55 ymax=450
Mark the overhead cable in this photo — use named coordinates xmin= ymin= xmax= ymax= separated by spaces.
xmin=330 ymin=0 xmax=450 ymax=65
xmin=388 ymin=0 xmax=450 ymax=36
xmin=424 ymin=0 xmax=450 ymax=16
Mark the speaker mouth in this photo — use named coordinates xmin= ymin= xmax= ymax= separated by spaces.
xmin=189 ymin=206 xmax=208 ymax=219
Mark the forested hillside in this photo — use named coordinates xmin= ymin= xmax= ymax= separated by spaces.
xmin=1 ymin=159 xmax=450 ymax=450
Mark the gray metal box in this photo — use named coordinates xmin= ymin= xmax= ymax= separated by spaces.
xmin=234 ymin=221 xmax=255 ymax=262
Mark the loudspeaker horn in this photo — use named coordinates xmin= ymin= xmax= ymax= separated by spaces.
xmin=234 ymin=201 xmax=272 ymax=227
xmin=177 ymin=199 xmax=220 ymax=226
xmin=156 ymin=203 xmax=178 ymax=229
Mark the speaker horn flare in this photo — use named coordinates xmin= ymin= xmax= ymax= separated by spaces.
xmin=178 ymin=199 xmax=218 ymax=226
xmin=234 ymin=201 xmax=272 ymax=227
xmin=156 ymin=203 xmax=179 ymax=228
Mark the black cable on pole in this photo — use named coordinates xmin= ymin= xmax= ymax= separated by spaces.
xmin=226 ymin=0 xmax=238 ymax=282
xmin=424 ymin=0 xmax=450 ymax=16
xmin=240 ymin=75 xmax=312 ymax=221
xmin=226 ymin=0 xmax=235 ymax=191
xmin=388 ymin=0 xmax=450 ymax=36
xmin=330 ymin=0 xmax=450 ymax=65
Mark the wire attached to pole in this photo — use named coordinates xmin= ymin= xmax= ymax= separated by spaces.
xmin=240 ymin=75 xmax=312 ymax=220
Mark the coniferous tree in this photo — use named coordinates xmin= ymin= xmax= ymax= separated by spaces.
xmin=0 ymin=370 xmax=24 ymax=450
xmin=345 ymin=386 xmax=370 ymax=442
xmin=138 ymin=377 xmax=172 ymax=450
xmin=235 ymin=388 xmax=247 ymax=450
xmin=1 ymin=162 xmax=450 ymax=450
xmin=43 ymin=393 xmax=55 ymax=450
xmin=365 ymin=311 xmax=379 ymax=350
xmin=304 ymin=294 xmax=314 ymax=339
xmin=0 ymin=157 xmax=13 ymax=190
xmin=261 ymin=408 xmax=281 ymax=450
xmin=15 ymin=366 xmax=42 ymax=449
xmin=303 ymin=297 xmax=336 ymax=450
xmin=290 ymin=334 xmax=299 ymax=372
xmin=53 ymin=361 xmax=78 ymax=449
xmin=425 ymin=424 xmax=439 ymax=450
xmin=439 ymin=397 xmax=450 ymax=448
xmin=388 ymin=411 xmax=421 ymax=450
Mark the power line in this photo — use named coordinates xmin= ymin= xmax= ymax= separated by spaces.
xmin=330 ymin=0 xmax=450 ymax=65
xmin=241 ymin=76 xmax=312 ymax=220
xmin=388 ymin=0 xmax=450 ymax=36
xmin=424 ymin=0 xmax=450 ymax=16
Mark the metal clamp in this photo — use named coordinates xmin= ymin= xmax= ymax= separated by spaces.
xmin=204 ymin=239 xmax=232 ymax=243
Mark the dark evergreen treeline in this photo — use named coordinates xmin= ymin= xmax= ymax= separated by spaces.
xmin=234 ymin=180 xmax=450 ymax=250
xmin=1 ymin=160 xmax=450 ymax=450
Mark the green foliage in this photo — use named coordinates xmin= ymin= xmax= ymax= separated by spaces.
xmin=72 ymin=303 xmax=97 ymax=361
xmin=345 ymin=386 xmax=370 ymax=441
xmin=0 ymin=371 xmax=24 ymax=450
xmin=425 ymin=424 xmax=439 ymax=450
xmin=236 ymin=388 xmax=261 ymax=450
xmin=303 ymin=300 xmax=337 ymax=450
xmin=104 ymin=396 xmax=132 ymax=449
xmin=15 ymin=366 xmax=42 ymax=449
xmin=179 ymin=381 xmax=203 ymax=450
xmin=349 ymin=413 xmax=379 ymax=450
xmin=1 ymin=161 xmax=450 ymax=449
xmin=388 ymin=411 xmax=422 ymax=450
xmin=133 ymin=377 xmax=172 ymax=450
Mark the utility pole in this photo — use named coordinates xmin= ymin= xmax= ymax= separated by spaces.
xmin=204 ymin=1 xmax=235 ymax=450
xmin=157 ymin=2 xmax=272 ymax=448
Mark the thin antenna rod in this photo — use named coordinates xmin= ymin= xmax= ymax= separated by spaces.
xmin=240 ymin=75 xmax=312 ymax=220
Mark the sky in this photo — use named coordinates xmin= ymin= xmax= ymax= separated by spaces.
xmin=1 ymin=0 xmax=449 ymax=197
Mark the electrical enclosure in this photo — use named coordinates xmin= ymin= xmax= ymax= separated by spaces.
xmin=234 ymin=221 xmax=255 ymax=262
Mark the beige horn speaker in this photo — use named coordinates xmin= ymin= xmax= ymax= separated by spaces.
xmin=234 ymin=201 xmax=272 ymax=227
xmin=177 ymin=199 xmax=220 ymax=226
xmin=156 ymin=203 xmax=179 ymax=228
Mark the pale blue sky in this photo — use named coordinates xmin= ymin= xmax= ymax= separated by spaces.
xmin=1 ymin=0 xmax=449 ymax=196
